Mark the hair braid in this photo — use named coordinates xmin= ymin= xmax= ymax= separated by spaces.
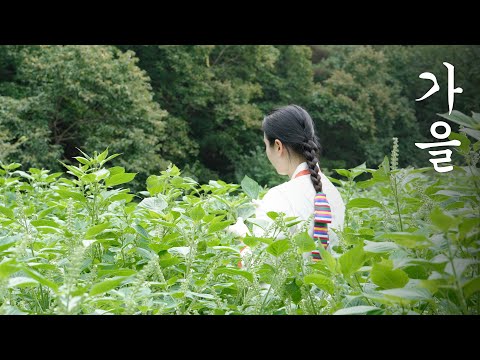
xmin=303 ymin=138 xmax=323 ymax=193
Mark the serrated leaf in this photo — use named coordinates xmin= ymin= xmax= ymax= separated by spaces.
xmin=381 ymin=287 xmax=432 ymax=301
xmin=334 ymin=306 xmax=382 ymax=315
xmin=285 ymin=279 xmax=302 ymax=304
xmin=208 ymin=220 xmax=233 ymax=234
xmin=73 ymin=156 xmax=90 ymax=165
xmin=380 ymin=232 xmax=430 ymax=248
xmin=8 ymin=277 xmax=39 ymax=288
xmin=0 ymin=236 xmax=18 ymax=252
xmin=347 ymin=198 xmax=383 ymax=209
xmin=56 ymin=189 xmax=86 ymax=203
xmin=134 ymin=224 xmax=150 ymax=240
xmin=438 ymin=110 xmax=478 ymax=129
xmin=0 ymin=206 xmax=14 ymax=220
xmin=293 ymin=231 xmax=316 ymax=253
xmin=214 ymin=267 xmax=253 ymax=282
xmin=90 ymin=276 xmax=129 ymax=296
xmin=21 ymin=267 xmax=58 ymax=292
xmin=334 ymin=169 xmax=351 ymax=178
xmin=448 ymin=132 xmax=470 ymax=154
xmin=265 ymin=239 xmax=290 ymax=257
xmin=241 ymin=175 xmax=262 ymax=199
xmin=105 ymin=173 xmax=137 ymax=187
xmin=189 ymin=205 xmax=205 ymax=222
xmin=371 ymin=262 xmax=409 ymax=289
xmin=339 ymin=245 xmax=365 ymax=277
xmin=0 ymin=259 xmax=19 ymax=279
xmin=430 ymin=207 xmax=454 ymax=232
xmin=85 ymin=223 xmax=110 ymax=239
xmin=364 ymin=240 xmax=399 ymax=253
xmin=317 ymin=246 xmax=337 ymax=274
xmin=463 ymin=277 xmax=480 ymax=299
xmin=185 ymin=291 xmax=215 ymax=300
xmin=304 ymin=273 xmax=334 ymax=294
xmin=267 ymin=211 xmax=279 ymax=220
xmin=138 ymin=197 xmax=168 ymax=215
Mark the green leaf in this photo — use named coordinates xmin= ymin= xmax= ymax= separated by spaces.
xmin=109 ymin=166 xmax=125 ymax=176
xmin=73 ymin=156 xmax=90 ymax=165
xmin=461 ymin=127 xmax=480 ymax=141
xmin=347 ymin=198 xmax=383 ymax=209
xmin=285 ymin=278 xmax=302 ymax=304
xmin=380 ymin=232 xmax=430 ymax=248
xmin=334 ymin=169 xmax=351 ymax=178
xmin=31 ymin=219 xmax=60 ymax=228
xmin=185 ymin=291 xmax=215 ymax=300
xmin=364 ymin=240 xmax=399 ymax=253
xmin=80 ymin=174 xmax=97 ymax=184
xmin=138 ymin=196 xmax=168 ymax=215
xmin=0 ymin=259 xmax=19 ymax=279
xmin=0 ymin=236 xmax=18 ymax=252
xmin=208 ymin=220 xmax=233 ymax=234
xmin=293 ymin=231 xmax=316 ymax=253
xmin=56 ymin=189 xmax=86 ymax=203
xmin=93 ymin=168 xmax=110 ymax=181
xmin=135 ymin=224 xmax=150 ymax=240
xmin=85 ymin=223 xmax=110 ymax=239
xmin=21 ymin=267 xmax=58 ymax=292
xmin=304 ymin=273 xmax=334 ymax=294
xmin=159 ymin=256 xmax=181 ymax=268
xmin=380 ymin=288 xmax=432 ymax=301
xmin=448 ymin=132 xmax=470 ymax=155
xmin=265 ymin=239 xmax=290 ymax=257
xmin=371 ymin=261 xmax=409 ymax=289
xmin=105 ymin=172 xmax=137 ymax=187
xmin=8 ymin=276 xmax=39 ymax=288
xmin=189 ymin=204 xmax=205 ymax=222
xmin=0 ymin=206 xmax=14 ymax=220
xmin=459 ymin=217 xmax=480 ymax=240
xmin=90 ymin=276 xmax=129 ymax=296
xmin=437 ymin=110 xmax=478 ymax=129
xmin=266 ymin=211 xmax=279 ymax=220
xmin=430 ymin=207 xmax=454 ymax=232
xmin=317 ymin=246 xmax=337 ymax=274
xmin=339 ymin=245 xmax=365 ymax=277
xmin=212 ymin=246 xmax=239 ymax=254
xmin=97 ymin=148 xmax=109 ymax=163
xmin=214 ymin=267 xmax=253 ymax=282
xmin=334 ymin=306 xmax=382 ymax=315
xmin=463 ymin=277 xmax=480 ymax=299
xmin=243 ymin=236 xmax=273 ymax=247
xmin=241 ymin=175 xmax=262 ymax=199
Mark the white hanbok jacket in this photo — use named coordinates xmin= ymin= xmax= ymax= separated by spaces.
xmin=230 ymin=162 xmax=345 ymax=254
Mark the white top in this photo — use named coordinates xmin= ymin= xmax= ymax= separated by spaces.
xmin=249 ymin=162 xmax=346 ymax=248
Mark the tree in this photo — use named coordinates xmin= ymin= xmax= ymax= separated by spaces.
xmin=0 ymin=45 xmax=172 ymax=188
xmin=309 ymin=45 xmax=420 ymax=169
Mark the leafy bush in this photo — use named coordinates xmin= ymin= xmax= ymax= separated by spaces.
xmin=0 ymin=130 xmax=478 ymax=314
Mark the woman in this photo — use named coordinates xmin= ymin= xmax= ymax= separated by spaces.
xmin=228 ymin=104 xmax=345 ymax=262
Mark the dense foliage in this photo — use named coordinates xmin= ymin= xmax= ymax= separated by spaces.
xmin=2 ymin=45 xmax=479 ymax=188
xmin=0 ymin=124 xmax=478 ymax=314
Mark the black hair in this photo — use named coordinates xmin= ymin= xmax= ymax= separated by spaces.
xmin=262 ymin=104 xmax=324 ymax=193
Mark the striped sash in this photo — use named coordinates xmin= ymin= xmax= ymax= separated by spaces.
xmin=312 ymin=191 xmax=332 ymax=261
xmin=294 ymin=169 xmax=332 ymax=262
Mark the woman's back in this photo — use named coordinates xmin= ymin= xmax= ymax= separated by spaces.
xmin=251 ymin=162 xmax=345 ymax=247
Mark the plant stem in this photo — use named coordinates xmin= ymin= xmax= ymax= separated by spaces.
xmin=391 ymin=174 xmax=403 ymax=232
xmin=446 ymin=232 xmax=469 ymax=314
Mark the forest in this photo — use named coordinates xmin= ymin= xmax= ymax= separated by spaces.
xmin=0 ymin=45 xmax=479 ymax=315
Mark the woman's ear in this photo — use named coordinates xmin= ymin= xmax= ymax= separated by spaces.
xmin=274 ymin=139 xmax=283 ymax=154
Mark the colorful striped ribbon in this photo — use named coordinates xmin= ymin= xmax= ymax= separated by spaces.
xmin=311 ymin=191 xmax=332 ymax=261
xmin=293 ymin=169 xmax=332 ymax=262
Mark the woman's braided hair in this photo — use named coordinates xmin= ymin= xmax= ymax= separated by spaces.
xmin=262 ymin=104 xmax=323 ymax=193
